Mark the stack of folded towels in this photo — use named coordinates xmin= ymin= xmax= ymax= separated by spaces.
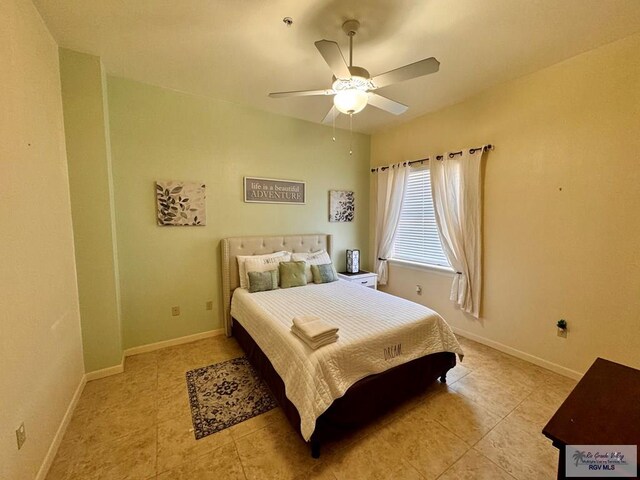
xmin=291 ymin=315 xmax=339 ymax=350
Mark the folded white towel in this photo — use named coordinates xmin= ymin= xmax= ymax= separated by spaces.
xmin=291 ymin=316 xmax=339 ymax=340
xmin=291 ymin=325 xmax=336 ymax=344
xmin=291 ymin=315 xmax=320 ymax=327
xmin=291 ymin=328 xmax=338 ymax=350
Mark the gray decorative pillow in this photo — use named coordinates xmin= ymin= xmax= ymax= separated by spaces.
xmin=311 ymin=263 xmax=338 ymax=284
xmin=279 ymin=261 xmax=308 ymax=289
xmin=248 ymin=270 xmax=279 ymax=293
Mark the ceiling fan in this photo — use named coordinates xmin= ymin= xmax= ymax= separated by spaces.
xmin=269 ymin=19 xmax=440 ymax=124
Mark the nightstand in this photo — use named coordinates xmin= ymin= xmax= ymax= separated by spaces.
xmin=337 ymin=271 xmax=378 ymax=289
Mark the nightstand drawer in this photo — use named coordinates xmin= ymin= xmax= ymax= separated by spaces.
xmin=337 ymin=272 xmax=378 ymax=290
xmin=355 ymin=277 xmax=376 ymax=288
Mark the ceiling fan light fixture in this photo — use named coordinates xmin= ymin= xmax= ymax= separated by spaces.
xmin=333 ymin=89 xmax=368 ymax=114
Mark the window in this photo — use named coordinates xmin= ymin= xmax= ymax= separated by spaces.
xmin=392 ymin=167 xmax=451 ymax=268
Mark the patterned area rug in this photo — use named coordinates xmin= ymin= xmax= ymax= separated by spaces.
xmin=186 ymin=356 xmax=277 ymax=439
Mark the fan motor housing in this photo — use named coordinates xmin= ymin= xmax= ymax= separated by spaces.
xmin=332 ymin=66 xmax=371 ymax=84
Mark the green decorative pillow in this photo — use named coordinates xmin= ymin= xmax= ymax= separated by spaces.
xmin=248 ymin=270 xmax=279 ymax=293
xmin=278 ymin=261 xmax=308 ymax=289
xmin=311 ymin=263 xmax=338 ymax=284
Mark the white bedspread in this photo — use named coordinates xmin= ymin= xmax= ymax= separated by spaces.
xmin=230 ymin=280 xmax=463 ymax=441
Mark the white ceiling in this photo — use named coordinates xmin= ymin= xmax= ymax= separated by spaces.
xmin=35 ymin=0 xmax=640 ymax=134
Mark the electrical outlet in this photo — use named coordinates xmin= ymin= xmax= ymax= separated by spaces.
xmin=171 ymin=306 xmax=180 ymax=316
xmin=16 ymin=423 xmax=26 ymax=450
xmin=415 ymin=285 xmax=423 ymax=296
xmin=557 ymin=327 xmax=567 ymax=338
xmin=206 ymin=301 xmax=213 ymax=311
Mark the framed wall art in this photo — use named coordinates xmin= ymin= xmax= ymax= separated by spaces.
xmin=329 ymin=190 xmax=354 ymax=222
xmin=244 ymin=177 xmax=305 ymax=204
xmin=156 ymin=180 xmax=206 ymax=226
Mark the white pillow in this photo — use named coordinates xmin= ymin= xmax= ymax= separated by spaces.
xmin=237 ymin=251 xmax=290 ymax=289
xmin=291 ymin=250 xmax=332 ymax=283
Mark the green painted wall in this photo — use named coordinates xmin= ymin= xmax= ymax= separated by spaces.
xmin=59 ymin=49 xmax=123 ymax=371
xmin=107 ymin=76 xmax=371 ymax=349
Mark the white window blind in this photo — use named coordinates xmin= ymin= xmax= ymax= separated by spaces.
xmin=392 ymin=168 xmax=451 ymax=268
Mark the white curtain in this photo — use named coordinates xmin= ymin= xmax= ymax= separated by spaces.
xmin=374 ymin=162 xmax=410 ymax=285
xmin=430 ymin=148 xmax=484 ymax=317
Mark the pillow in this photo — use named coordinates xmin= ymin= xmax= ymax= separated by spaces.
xmin=278 ymin=261 xmax=308 ymax=289
xmin=248 ymin=270 xmax=279 ymax=293
xmin=237 ymin=251 xmax=290 ymax=289
xmin=291 ymin=250 xmax=333 ymax=283
xmin=311 ymin=264 xmax=338 ymax=284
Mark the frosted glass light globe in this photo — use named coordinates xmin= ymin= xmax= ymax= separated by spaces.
xmin=333 ymin=89 xmax=368 ymax=114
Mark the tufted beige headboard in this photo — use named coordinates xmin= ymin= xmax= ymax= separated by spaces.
xmin=220 ymin=234 xmax=333 ymax=336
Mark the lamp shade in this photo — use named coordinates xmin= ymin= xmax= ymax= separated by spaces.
xmin=333 ymin=89 xmax=368 ymax=115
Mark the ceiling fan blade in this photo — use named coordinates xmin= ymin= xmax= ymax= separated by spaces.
xmin=371 ymin=57 xmax=440 ymax=89
xmin=322 ymin=105 xmax=340 ymax=124
xmin=315 ymin=40 xmax=351 ymax=80
xmin=269 ymin=89 xmax=334 ymax=98
xmin=367 ymin=93 xmax=408 ymax=115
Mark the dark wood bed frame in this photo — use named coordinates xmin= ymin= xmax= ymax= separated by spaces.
xmin=233 ymin=319 xmax=456 ymax=458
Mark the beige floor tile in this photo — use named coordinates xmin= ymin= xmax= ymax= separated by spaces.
xmin=157 ymin=443 xmax=246 ymax=480
xmin=505 ymin=395 xmax=559 ymax=436
xmin=64 ymin=383 xmax=157 ymax=446
xmin=157 ymin=364 xmax=190 ymax=391
xmin=527 ymin=376 xmax=576 ymax=411
xmin=447 ymin=362 xmax=472 ymax=383
xmin=456 ymin=338 xmax=513 ymax=371
xmin=123 ymin=351 xmax=158 ymax=385
xmin=417 ymin=386 xmax=502 ymax=445
xmin=157 ymin=414 xmax=234 ymax=473
xmin=438 ymin=449 xmax=516 ymax=480
xmin=475 ymin=418 xmax=558 ymax=480
xmin=376 ymin=404 xmax=469 ymax=479
xmin=234 ymin=414 xmax=319 ymax=480
xmin=47 ymin=334 xmax=577 ymax=480
xmin=450 ymin=369 xmax=532 ymax=417
xmin=327 ymin=429 xmax=425 ymax=480
xmin=156 ymin=377 xmax=192 ymax=423
xmin=292 ymin=462 xmax=338 ymax=479
xmin=48 ymin=427 xmax=157 ymax=480
xmin=228 ymin=406 xmax=285 ymax=440
xmin=124 ymin=350 xmax=158 ymax=370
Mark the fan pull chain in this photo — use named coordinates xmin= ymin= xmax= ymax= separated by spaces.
xmin=332 ymin=114 xmax=336 ymax=142
xmin=349 ymin=114 xmax=353 ymax=156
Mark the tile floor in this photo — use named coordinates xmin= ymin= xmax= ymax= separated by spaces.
xmin=46 ymin=334 xmax=577 ymax=480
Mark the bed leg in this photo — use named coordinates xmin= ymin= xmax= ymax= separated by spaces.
xmin=311 ymin=438 xmax=321 ymax=459
xmin=439 ymin=372 xmax=447 ymax=383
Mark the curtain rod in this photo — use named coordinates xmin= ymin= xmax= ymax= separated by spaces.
xmin=370 ymin=144 xmax=494 ymax=173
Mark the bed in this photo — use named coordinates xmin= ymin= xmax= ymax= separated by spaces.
xmin=221 ymin=233 xmax=463 ymax=457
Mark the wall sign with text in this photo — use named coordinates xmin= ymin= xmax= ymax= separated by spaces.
xmin=244 ymin=177 xmax=306 ymax=204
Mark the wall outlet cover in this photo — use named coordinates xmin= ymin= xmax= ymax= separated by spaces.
xmin=171 ymin=306 xmax=180 ymax=316
xmin=206 ymin=301 xmax=213 ymax=311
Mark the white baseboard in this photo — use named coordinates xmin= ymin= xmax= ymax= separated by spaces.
xmin=84 ymin=359 xmax=124 ymax=381
xmin=451 ymin=326 xmax=583 ymax=380
xmin=35 ymin=374 xmax=86 ymax=480
xmin=124 ymin=328 xmax=224 ymax=357
xmin=81 ymin=329 xmax=225 ymax=380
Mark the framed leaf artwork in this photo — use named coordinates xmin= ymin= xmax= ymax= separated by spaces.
xmin=329 ymin=190 xmax=355 ymax=222
xmin=156 ymin=181 xmax=206 ymax=226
